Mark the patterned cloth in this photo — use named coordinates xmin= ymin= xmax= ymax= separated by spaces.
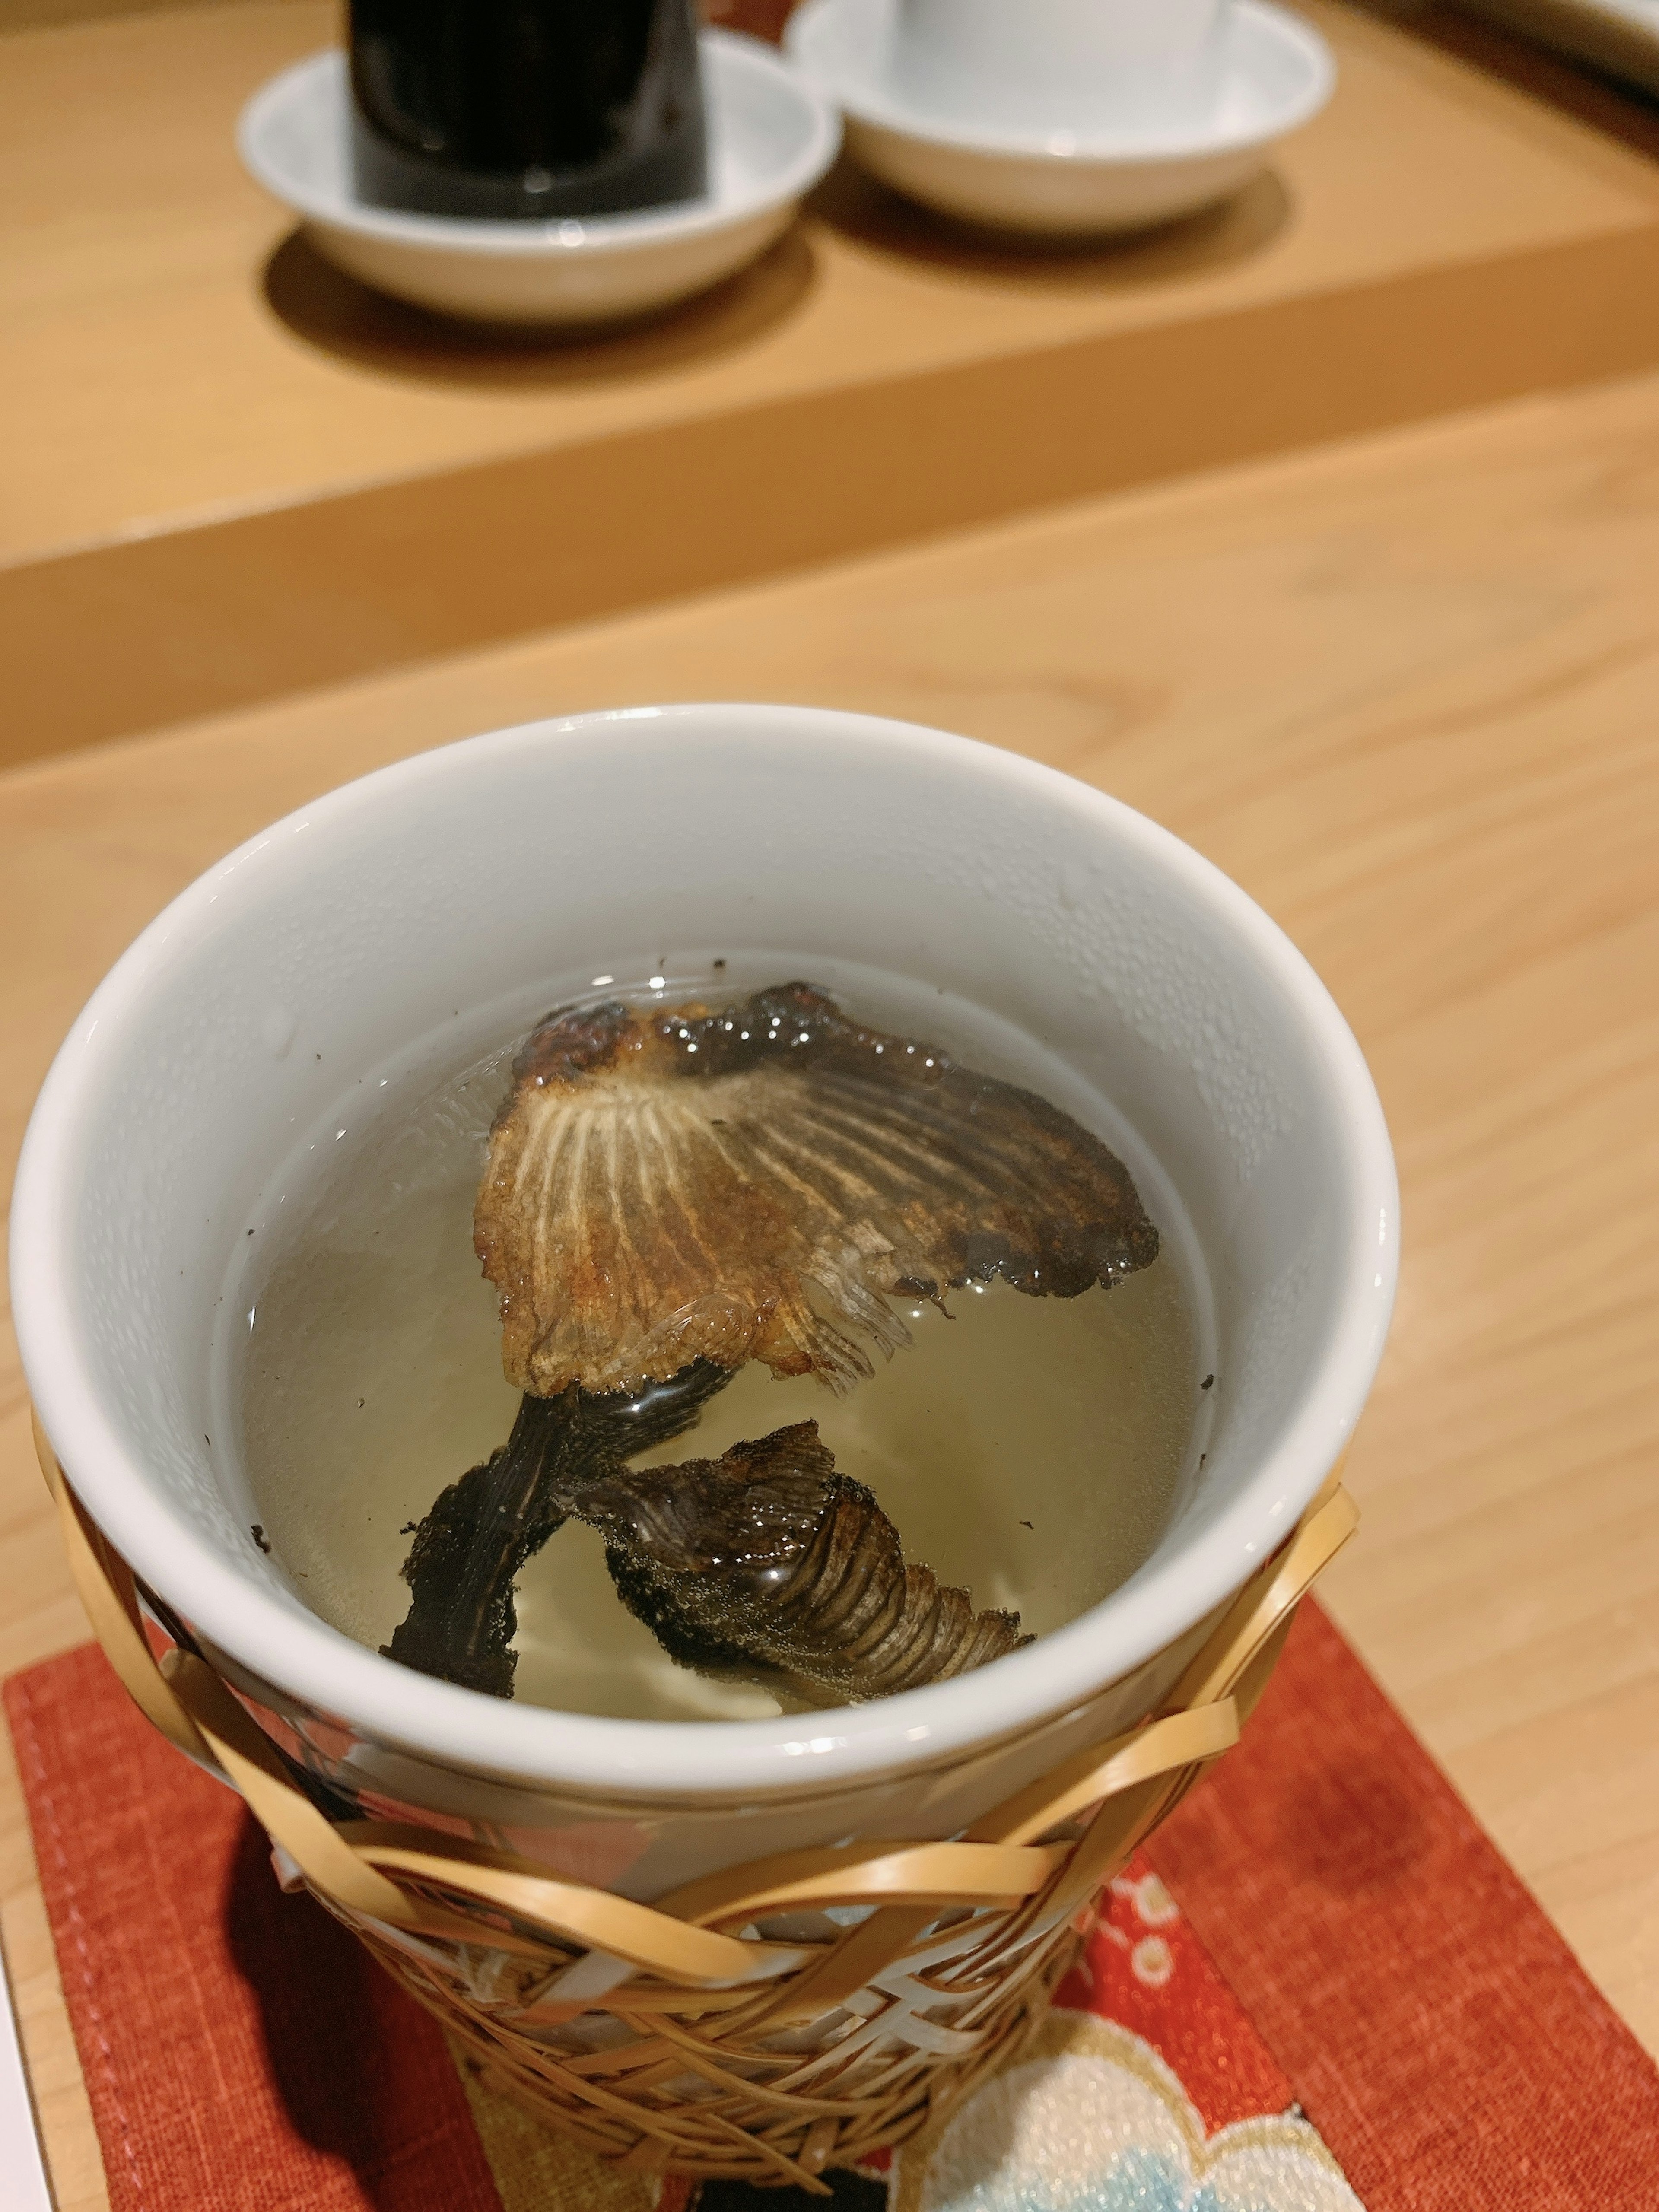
xmin=7 ymin=1604 xmax=1659 ymax=2212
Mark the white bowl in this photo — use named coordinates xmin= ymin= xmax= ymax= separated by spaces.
xmin=12 ymin=706 xmax=1394 ymax=1888
xmin=237 ymin=33 xmax=841 ymax=327
xmin=785 ymin=0 xmax=1334 ymax=236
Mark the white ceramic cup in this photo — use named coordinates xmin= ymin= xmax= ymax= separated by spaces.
xmin=11 ymin=706 xmax=1394 ymax=1901
xmin=890 ymin=0 xmax=1231 ymax=137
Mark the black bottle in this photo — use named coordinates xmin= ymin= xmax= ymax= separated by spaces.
xmin=349 ymin=0 xmax=707 ymax=222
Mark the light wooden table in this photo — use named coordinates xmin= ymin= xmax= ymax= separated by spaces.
xmin=3 ymin=4 xmax=1659 ymax=2206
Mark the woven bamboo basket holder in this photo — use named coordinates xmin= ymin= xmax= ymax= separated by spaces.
xmin=38 ymin=1415 xmax=1354 ymax=2193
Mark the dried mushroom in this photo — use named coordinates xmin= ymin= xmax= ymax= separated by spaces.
xmin=476 ymin=982 xmax=1158 ymax=1398
xmin=578 ymin=1421 xmax=1030 ymax=1703
xmin=386 ymin=981 xmax=1159 ymax=1704
xmin=383 ymin=1362 xmax=731 ymax=1696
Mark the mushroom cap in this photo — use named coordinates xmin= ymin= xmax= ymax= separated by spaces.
xmin=476 ymin=982 xmax=1159 ymax=1398
xmin=580 ymin=1421 xmax=1030 ymax=1703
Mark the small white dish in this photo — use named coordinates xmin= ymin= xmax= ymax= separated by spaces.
xmin=893 ymin=0 xmax=1229 ymax=138
xmin=238 ymin=32 xmax=841 ymax=327
xmin=785 ymin=0 xmax=1334 ymax=236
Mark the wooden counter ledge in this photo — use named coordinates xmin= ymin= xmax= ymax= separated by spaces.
xmin=4 ymin=0 xmax=1659 ymax=762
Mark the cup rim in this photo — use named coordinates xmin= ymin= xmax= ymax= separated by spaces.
xmin=11 ymin=706 xmax=1396 ymax=1800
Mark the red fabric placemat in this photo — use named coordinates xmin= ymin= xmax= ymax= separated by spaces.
xmin=1153 ymin=1603 xmax=1659 ymax=2209
xmin=8 ymin=1602 xmax=1659 ymax=2212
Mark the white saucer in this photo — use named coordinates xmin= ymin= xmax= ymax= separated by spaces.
xmin=238 ymin=32 xmax=841 ymax=327
xmin=785 ymin=0 xmax=1333 ymax=236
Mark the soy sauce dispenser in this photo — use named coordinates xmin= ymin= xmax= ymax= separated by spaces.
xmin=349 ymin=0 xmax=707 ymax=220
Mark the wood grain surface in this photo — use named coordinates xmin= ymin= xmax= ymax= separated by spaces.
xmin=4 ymin=355 xmax=1659 ymax=2205
xmin=6 ymin=0 xmax=1659 ymax=758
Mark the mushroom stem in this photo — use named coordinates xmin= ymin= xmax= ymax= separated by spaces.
xmin=382 ymin=1360 xmax=734 ymax=1697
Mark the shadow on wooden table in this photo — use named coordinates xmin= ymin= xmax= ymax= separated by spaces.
xmin=222 ymin=1810 xmax=471 ymax=2206
xmin=805 ymin=162 xmax=1293 ymax=290
xmin=260 ymin=222 xmax=820 ymax=389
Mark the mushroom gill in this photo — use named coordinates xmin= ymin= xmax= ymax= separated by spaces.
xmin=577 ymin=1422 xmax=1030 ymax=1704
xmin=475 ymin=981 xmax=1160 ymax=1399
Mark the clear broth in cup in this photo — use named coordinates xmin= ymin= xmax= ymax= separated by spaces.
xmin=222 ymin=963 xmax=1213 ymax=1722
